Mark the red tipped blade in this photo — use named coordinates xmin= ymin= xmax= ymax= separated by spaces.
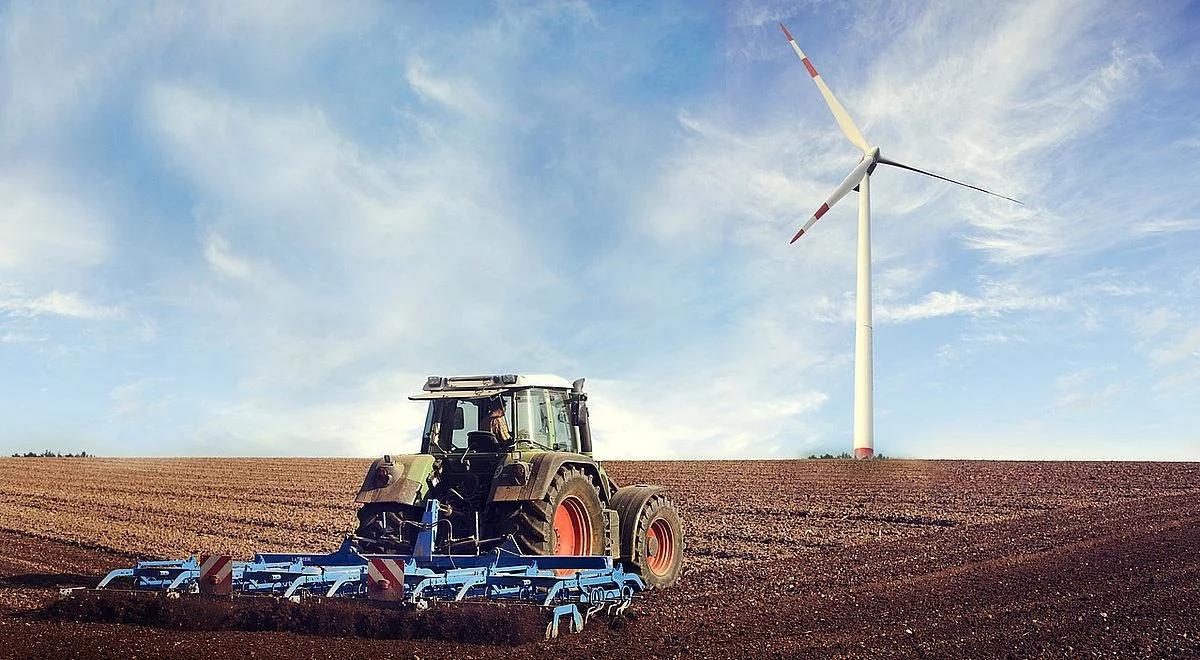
xmin=788 ymin=158 xmax=873 ymax=243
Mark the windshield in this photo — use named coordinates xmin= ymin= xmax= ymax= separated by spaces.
xmin=513 ymin=388 xmax=577 ymax=451
xmin=422 ymin=388 xmax=578 ymax=453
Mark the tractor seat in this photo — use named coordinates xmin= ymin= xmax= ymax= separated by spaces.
xmin=467 ymin=431 xmax=500 ymax=452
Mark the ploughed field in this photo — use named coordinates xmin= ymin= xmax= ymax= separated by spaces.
xmin=0 ymin=458 xmax=1198 ymax=658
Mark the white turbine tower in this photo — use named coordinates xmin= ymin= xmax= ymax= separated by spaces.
xmin=779 ymin=23 xmax=1021 ymax=459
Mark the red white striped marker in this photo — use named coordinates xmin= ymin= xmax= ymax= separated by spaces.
xmin=366 ymin=558 xmax=406 ymax=602
xmin=198 ymin=554 xmax=233 ymax=595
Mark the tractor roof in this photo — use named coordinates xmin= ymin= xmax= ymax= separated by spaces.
xmin=409 ymin=374 xmax=576 ymax=400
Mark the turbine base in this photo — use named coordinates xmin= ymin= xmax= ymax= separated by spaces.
xmin=853 ymin=447 xmax=874 ymax=459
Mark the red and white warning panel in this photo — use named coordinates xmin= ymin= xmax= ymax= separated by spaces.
xmin=366 ymin=558 xmax=405 ymax=602
xmin=198 ymin=554 xmax=233 ymax=595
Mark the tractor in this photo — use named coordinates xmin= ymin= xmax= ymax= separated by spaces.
xmin=351 ymin=374 xmax=683 ymax=589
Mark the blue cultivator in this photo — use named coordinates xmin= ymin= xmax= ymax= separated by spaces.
xmin=90 ymin=499 xmax=642 ymax=638
xmin=95 ymin=543 xmax=367 ymax=598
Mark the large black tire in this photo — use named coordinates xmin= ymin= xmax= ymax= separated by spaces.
xmin=612 ymin=489 xmax=683 ymax=589
xmin=353 ymin=503 xmax=423 ymax=554
xmin=498 ymin=466 xmax=605 ymax=555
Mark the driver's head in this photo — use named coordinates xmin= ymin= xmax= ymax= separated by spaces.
xmin=485 ymin=396 xmax=505 ymax=418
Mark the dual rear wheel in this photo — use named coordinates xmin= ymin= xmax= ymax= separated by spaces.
xmin=504 ymin=467 xmax=683 ymax=589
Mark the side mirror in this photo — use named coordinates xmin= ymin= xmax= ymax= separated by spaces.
xmin=453 ymin=408 xmax=465 ymax=430
xmin=572 ymin=378 xmax=586 ymax=393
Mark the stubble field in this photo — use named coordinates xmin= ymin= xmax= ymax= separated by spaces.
xmin=0 ymin=457 xmax=1197 ymax=658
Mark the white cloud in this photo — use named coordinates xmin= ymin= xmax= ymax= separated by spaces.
xmin=198 ymin=372 xmax=430 ymax=456
xmin=844 ymin=3 xmax=1163 ymax=262
xmin=0 ymin=287 xmax=124 ymax=320
xmin=146 ymin=81 xmax=559 ymax=391
xmin=0 ymin=173 xmax=108 ymax=274
xmin=876 ymin=287 xmax=1067 ymax=323
xmin=404 ymin=59 xmax=494 ymax=118
xmin=200 ymin=231 xmax=282 ymax=289
xmin=1052 ymin=366 xmax=1125 ymax=410
xmin=1149 ymin=327 xmax=1200 ymax=366
xmin=589 ymin=377 xmax=828 ymax=460
xmin=108 ymin=378 xmax=164 ymax=420
xmin=963 ymin=332 xmax=1025 ymax=344
xmin=1132 ymin=219 xmax=1200 ymax=235
xmin=1 ymin=331 xmax=46 ymax=344
xmin=0 ymin=2 xmax=374 ymax=140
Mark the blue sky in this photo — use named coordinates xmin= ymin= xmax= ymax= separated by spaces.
xmin=1 ymin=1 xmax=1198 ymax=459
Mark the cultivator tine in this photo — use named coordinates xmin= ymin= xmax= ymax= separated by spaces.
xmin=96 ymin=568 xmax=135 ymax=589
xmin=93 ymin=558 xmax=199 ymax=591
xmin=282 ymin=574 xmax=318 ymax=599
xmin=168 ymin=570 xmax=198 ymax=592
xmin=452 ymin=575 xmax=486 ymax=601
xmin=546 ymin=604 xmax=584 ymax=639
xmin=583 ymin=602 xmax=604 ymax=626
xmin=324 ymin=573 xmax=362 ymax=598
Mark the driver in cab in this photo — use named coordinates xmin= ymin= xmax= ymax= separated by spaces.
xmin=484 ymin=396 xmax=512 ymax=447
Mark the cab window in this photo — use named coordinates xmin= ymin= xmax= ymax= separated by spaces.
xmin=425 ymin=396 xmax=513 ymax=452
xmin=548 ymin=390 xmax=577 ymax=452
xmin=514 ymin=388 xmax=551 ymax=447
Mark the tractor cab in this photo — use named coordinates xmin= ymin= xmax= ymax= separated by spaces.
xmin=411 ymin=374 xmax=593 ymax=456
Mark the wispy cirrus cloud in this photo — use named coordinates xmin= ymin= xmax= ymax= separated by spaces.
xmin=0 ymin=287 xmax=124 ymax=320
xmin=875 ymin=287 xmax=1067 ymax=323
xmin=1132 ymin=219 xmax=1200 ymax=235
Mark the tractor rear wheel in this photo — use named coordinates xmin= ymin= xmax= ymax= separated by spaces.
xmin=612 ymin=488 xmax=683 ymax=589
xmin=500 ymin=466 xmax=605 ymax=556
xmin=353 ymin=503 xmax=422 ymax=554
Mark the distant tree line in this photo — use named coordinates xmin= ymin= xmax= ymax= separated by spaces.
xmin=10 ymin=450 xmax=93 ymax=458
xmin=806 ymin=452 xmax=889 ymax=459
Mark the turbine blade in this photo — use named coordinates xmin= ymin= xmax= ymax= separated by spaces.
xmin=780 ymin=23 xmax=871 ymax=153
xmin=877 ymin=157 xmax=1023 ymax=204
xmin=790 ymin=157 xmax=874 ymax=243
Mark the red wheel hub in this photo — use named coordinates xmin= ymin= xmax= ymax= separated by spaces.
xmin=552 ymin=496 xmax=591 ymax=555
xmin=645 ymin=517 xmax=675 ymax=576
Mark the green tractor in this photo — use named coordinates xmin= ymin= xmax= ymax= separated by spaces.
xmin=352 ymin=374 xmax=683 ymax=588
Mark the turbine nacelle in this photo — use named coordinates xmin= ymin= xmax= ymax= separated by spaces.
xmin=865 ymin=147 xmax=881 ymax=174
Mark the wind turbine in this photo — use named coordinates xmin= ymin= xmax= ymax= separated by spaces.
xmin=779 ymin=23 xmax=1021 ymax=459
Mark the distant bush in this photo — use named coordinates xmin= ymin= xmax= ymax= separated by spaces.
xmin=10 ymin=450 xmax=92 ymax=458
xmin=806 ymin=452 xmax=890 ymax=460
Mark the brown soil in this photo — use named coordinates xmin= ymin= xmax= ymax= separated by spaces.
xmin=0 ymin=458 xmax=1197 ymax=658
xmin=38 ymin=593 xmax=545 ymax=644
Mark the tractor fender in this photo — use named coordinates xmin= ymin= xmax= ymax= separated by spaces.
xmin=354 ymin=454 xmax=436 ymax=505
xmin=608 ymin=484 xmax=666 ymax=562
xmin=490 ymin=452 xmax=604 ymax=503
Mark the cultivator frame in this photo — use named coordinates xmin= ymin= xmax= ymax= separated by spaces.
xmin=87 ymin=499 xmax=643 ymax=638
